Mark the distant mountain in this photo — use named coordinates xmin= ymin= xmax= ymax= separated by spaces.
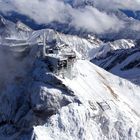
xmin=0 ymin=15 xmax=32 ymax=40
xmin=0 ymin=12 xmax=45 ymax=30
xmin=92 ymin=39 xmax=140 ymax=85
xmin=121 ymin=10 xmax=140 ymax=20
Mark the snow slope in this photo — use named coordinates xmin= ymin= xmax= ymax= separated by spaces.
xmin=34 ymin=60 xmax=140 ymax=140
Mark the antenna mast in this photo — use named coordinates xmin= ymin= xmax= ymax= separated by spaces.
xmin=43 ymin=31 xmax=46 ymax=58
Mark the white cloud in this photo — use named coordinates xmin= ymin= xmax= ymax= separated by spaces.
xmin=0 ymin=0 xmax=126 ymax=33
xmin=92 ymin=0 xmax=140 ymax=10
xmin=131 ymin=22 xmax=140 ymax=31
xmin=70 ymin=6 xmax=124 ymax=33
xmin=9 ymin=0 xmax=70 ymax=24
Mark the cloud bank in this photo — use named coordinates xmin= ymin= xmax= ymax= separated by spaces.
xmin=131 ymin=22 xmax=140 ymax=31
xmin=0 ymin=0 xmax=139 ymax=33
xmin=70 ymin=6 xmax=124 ymax=33
xmin=92 ymin=0 xmax=140 ymax=11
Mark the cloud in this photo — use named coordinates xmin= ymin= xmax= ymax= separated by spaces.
xmin=0 ymin=47 xmax=25 ymax=89
xmin=0 ymin=0 xmax=125 ymax=33
xmin=70 ymin=6 xmax=124 ymax=33
xmin=131 ymin=22 xmax=140 ymax=31
xmin=91 ymin=0 xmax=140 ymax=10
xmin=0 ymin=0 xmax=69 ymax=24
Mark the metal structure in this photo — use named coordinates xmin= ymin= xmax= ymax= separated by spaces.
xmin=97 ymin=101 xmax=111 ymax=111
xmin=42 ymin=32 xmax=76 ymax=76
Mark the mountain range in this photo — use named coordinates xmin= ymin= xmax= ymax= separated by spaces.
xmin=0 ymin=1 xmax=140 ymax=139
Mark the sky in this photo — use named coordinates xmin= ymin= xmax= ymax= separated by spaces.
xmin=0 ymin=0 xmax=140 ymax=33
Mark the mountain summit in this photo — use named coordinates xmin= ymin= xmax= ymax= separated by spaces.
xmin=0 ymin=16 xmax=140 ymax=139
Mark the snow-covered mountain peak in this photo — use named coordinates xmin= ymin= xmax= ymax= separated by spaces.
xmin=0 ymin=15 xmax=140 ymax=140
xmin=1 ymin=40 xmax=140 ymax=139
xmin=92 ymin=38 xmax=140 ymax=85
xmin=34 ymin=60 xmax=140 ymax=140
xmin=94 ymin=39 xmax=135 ymax=59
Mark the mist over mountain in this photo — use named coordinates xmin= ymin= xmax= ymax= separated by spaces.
xmin=0 ymin=0 xmax=140 ymax=140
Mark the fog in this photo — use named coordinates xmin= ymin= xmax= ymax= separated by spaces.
xmin=0 ymin=47 xmax=31 ymax=90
